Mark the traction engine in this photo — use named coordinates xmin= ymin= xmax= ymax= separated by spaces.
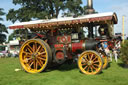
xmin=9 ymin=0 xmax=118 ymax=75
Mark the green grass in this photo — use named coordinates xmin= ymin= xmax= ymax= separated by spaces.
xmin=0 ymin=58 xmax=128 ymax=85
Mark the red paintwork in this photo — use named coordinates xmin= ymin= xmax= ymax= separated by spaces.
xmin=9 ymin=25 xmax=24 ymax=29
xmin=72 ymin=42 xmax=83 ymax=52
xmin=108 ymin=41 xmax=115 ymax=49
xmin=36 ymin=33 xmax=44 ymax=38
xmin=57 ymin=36 xmax=71 ymax=44
xmin=56 ymin=51 xmax=64 ymax=59
xmin=54 ymin=44 xmax=64 ymax=48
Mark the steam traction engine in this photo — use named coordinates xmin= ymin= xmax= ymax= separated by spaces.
xmin=9 ymin=0 xmax=117 ymax=75
xmin=9 ymin=12 xmax=117 ymax=75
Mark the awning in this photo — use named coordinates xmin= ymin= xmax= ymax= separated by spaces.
xmin=9 ymin=12 xmax=118 ymax=30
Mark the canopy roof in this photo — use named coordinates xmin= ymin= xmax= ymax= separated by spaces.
xmin=9 ymin=12 xmax=118 ymax=30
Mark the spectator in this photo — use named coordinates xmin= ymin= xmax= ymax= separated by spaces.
xmin=113 ymin=47 xmax=118 ymax=62
xmin=103 ymin=42 xmax=112 ymax=61
xmin=113 ymin=40 xmax=121 ymax=62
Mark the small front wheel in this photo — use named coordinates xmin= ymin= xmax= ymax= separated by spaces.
xmin=78 ymin=50 xmax=103 ymax=75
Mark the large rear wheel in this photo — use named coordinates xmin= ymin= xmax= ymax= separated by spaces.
xmin=78 ymin=50 xmax=103 ymax=75
xmin=19 ymin=39 xmax=52 ymax=73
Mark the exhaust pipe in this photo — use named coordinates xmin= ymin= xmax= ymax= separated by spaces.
xmin=86 ymin=0 xmax=95 ymax=14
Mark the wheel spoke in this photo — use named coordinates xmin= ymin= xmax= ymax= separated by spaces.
xmin=33 ymin=43 xmax=36 ymax=52
xmin=36 ymin=58 xmax=43 ymax=67
xmin=36 ymin=45 xmax=42 ymax=53
xmin=27 ymin=57 xmax=33 ymax=61
xmin=37 ymin=57 xmax=46 ymax=61
xmin=36 ymin=59 xmax=38 ymax=70
xmin=28 ymin=62 xmax=34 ymax=69
xmin=82 ymin=62 xmax=87 ymax=66
xmin=83 ymin=65 xmax=88 ymax=70
xmin=39 ymin=55 xmax=46 ymax=58
xmin=90 ymin=54 xmax=94 ymax=60
xmin=34 ymin=60 xmax=36 ymax=70
xmin=39 ymin=47 xmax=44 ymax=52
xmin=93 ymin=61 xmax=99 ymax=64
xmin=87 ymin=54 xmax=91 ymax=60
xmin=83 ymin=55 xmax=89 ymax=62
xmin=87 ymin=66 xmax=90 ymax=72
xmin=23 ymin=54 xmax=32 ymax=58
xmin=92 ymin=56 xmax=97 ymax=61
xmin=39 ymin=59 xmax=44 ymax=66
xmin=23 ymin=58 xmax=33 ymax=63
xmin=23 ymin=51 xmax=32 ymax=55
xmin=90 ymin=66 xmax=94 ymax=72
xmin=93 ymin=64 xmax=99 ymax=67
xmin=27 ymin=59 xmax=32 ymax=65
xmin=27 ymin=45 xmax=33 ymax=53
xmin=40 ymin=52 xmax=46 ymax=55
xmin=35 ymin=42 xmax=37 ymax=51
xmin=91 ymin=65 xmax=97 ymax=70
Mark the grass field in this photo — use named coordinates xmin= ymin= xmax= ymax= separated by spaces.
xmin=0 ymin=58 xmax=128 ymax=85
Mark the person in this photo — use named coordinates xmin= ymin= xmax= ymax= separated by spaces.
xmin=112 ymin=40 xmax=120 ymax=62
xmin=116 ymin=40 xmax=121 ymax=55
xmin=114 ymin=40 xmax=121 ymax=62
xmin=113 ymin=47 xmax=118 ymax=62
xmin=109 ymin=51 xmax=112 ymax=61
xmin=103 ymin=42 xmax=110 ymax=55
xmin=102 ymin=41 xmax=112 ymax=62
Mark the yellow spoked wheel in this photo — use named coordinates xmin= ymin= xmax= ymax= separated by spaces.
xmin=19 ymin=39 xmax=52 ymax=73
xmin=78 ymin=50 xmax=103 ymax=75
xmin=102 ymin=54 xmax=108 ymax=69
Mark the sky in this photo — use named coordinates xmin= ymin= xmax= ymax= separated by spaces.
xmin=0 ymin=0 xmax=128 ymax=38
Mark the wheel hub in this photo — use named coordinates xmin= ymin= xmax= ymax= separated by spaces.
xmin=32 ymin=53 xmax=37 ymax=59
xmin=87 ymin=61 xmax=92 ymax=65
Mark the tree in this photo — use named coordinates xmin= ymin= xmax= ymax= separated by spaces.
xmin=0 ymin=8 xmax=8 ymax=43
xmin=62 ymin=0 xmax=84 ymax=17
xmin=7 ymin=0 xmax=84 ymax=23
xmin=7 ymin=0 xmax=86 ymax=41
xmin=120 ymin=40 xmax=128 ymax=66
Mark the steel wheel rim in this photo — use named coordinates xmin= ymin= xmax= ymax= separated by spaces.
xmin=78 ymin=51 xmax=102 ymax=75
xmin=19 ymin=40 xmax=48 ymax=73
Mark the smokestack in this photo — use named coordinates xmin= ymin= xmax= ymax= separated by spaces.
xmin=86 ymin=0 xmax=95 ymax=14
xmin=87 ymin=0 xmax=93 ymax=9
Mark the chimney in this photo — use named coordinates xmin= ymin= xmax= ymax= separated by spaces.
xmin=86 ymin=0 xmax=95 ymax=14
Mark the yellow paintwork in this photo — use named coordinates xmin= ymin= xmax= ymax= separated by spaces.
xmin=78 ymin=50 xmax=103 ymax=75
xmin=19 ymin=39 xmax=48 ymax=73
xmin=102 ymin=55 xmax=108 ymax=69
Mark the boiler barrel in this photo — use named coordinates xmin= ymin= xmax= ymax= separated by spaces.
xmin=85 ymin=40 xmax=99 ymax=50
xmin=70 ymin=40 xmax=99 ymax=52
